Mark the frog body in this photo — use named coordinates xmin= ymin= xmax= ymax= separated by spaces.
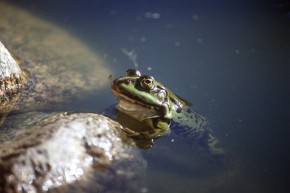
xmin=111 ymin=69 xmax=224 ymax=156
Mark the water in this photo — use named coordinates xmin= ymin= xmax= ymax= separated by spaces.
xmin=5 ymin=0 xmax=290 ymax=192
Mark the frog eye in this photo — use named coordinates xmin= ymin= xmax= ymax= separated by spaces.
xmin=126 ymin=69 xmax=141 ymax=77
xmin=140 ymin=75 xmax=155 ymax=90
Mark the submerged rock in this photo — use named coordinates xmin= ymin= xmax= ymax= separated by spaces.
xmin=0 ymin=1 xmax=111 ymax=114
xmin=0 ymin=112 xmax=146 ymax=193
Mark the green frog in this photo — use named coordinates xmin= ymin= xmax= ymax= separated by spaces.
xmin=110 ymin=69 xmax=224 ymax=156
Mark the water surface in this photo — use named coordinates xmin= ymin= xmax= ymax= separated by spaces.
xmin=5 ymin=0 xmax=290 ymax=192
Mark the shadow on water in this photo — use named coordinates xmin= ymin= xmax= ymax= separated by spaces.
xmin=3 ymin=0 xmax=290 ymax=192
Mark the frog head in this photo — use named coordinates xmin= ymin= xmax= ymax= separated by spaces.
xmin=112 ymin=69 xmax=184 ymax=122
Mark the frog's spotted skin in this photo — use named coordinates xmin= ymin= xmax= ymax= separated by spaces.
xmin=172 ymin=107 xmax=208 ymax=136
xmin=111 ymin=69 xmax=224 ymax=156
xmin=171 ymin=106 xmax=224 ymax=156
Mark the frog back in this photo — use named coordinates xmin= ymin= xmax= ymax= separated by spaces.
xmin=171 ymin=106 xmax=225 ymax=157
xmin=171 ymin=106 xmax=209 ymax=137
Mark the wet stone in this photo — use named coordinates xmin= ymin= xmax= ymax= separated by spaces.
xmin=0 ymin=112 xmax=146 ymax=193
xmin=0 ymin=41 xmax=25 ymax=126
xmin=0 ymin=41 xmax=23 ymax=95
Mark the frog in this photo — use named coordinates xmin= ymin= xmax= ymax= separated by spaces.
xmin=110 ymin=69 xmax=224 ymax=156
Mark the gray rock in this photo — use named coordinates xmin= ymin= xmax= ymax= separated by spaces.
xmin=0 ymin=41 xmax=24 ymax=94
xmin=0 ymin=41 xmax=26 ymax=125
xmin=0 ymin=112 xmax=146 ymax=193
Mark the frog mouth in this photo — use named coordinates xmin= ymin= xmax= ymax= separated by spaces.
xmin=111 ymin=87 xmax=153 ymax=110
xmin=111 ymin=85 xmax=160 ymax=120
xmin=111 ymin=83 xmax=146 ymax=106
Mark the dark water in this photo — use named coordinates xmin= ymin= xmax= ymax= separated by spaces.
xmin=5 ymin=0 xmax=290 ymax=192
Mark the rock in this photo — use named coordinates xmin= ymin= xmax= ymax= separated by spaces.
xmin=0 ymin=41 xmax=24 ymax=95
xmin=0 ymin=3 xmax=145 ymax=192
xmin=0 ymin=41 xmax=26 ymax=125
xmin=0 ymin=112 xmax=146 ymax=193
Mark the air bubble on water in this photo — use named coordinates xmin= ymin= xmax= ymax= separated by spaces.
xmin=197 ymin=38 xmax=203 ymax=44
xmin=140 ymin=37 xmax=147 ymax=43
xmin=144 ymin=12 xmax=160 ymax=19
xmin=147 ymin=67 xmax=152 ymax=71
xmin=140 ymin=187 xmax=148 ymax=193
xmin=152 ymin=13 xmax=160 ymax=19
xmin=192 ymin=14 xmax=200 ymax=21
xmin=174 ymin=41 xmax=180 ymax=47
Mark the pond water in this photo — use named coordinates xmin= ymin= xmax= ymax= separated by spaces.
xmin=5 ymin=0 xmax=290 ymax=192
